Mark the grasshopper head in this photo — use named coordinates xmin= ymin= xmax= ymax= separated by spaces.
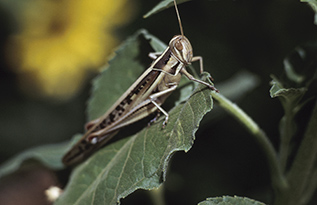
xmin=169 ymin=35 xmax=193 ymax=65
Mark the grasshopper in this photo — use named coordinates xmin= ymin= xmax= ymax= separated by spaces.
xmin=62 ymin=0 xmax=218 ymax=166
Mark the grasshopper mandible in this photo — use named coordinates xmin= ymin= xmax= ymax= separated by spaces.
xmin=62 ymin=0 xmax=218 ymax=166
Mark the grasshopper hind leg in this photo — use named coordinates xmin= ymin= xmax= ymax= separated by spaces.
xmin=62 ymin=131 xmax=118 ymax=166
xmin=148 ymin=112 xmax=161 ymax=127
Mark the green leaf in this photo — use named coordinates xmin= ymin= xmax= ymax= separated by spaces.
xmin=142 ymin=31 xmax=167 ymax=52
xmin=269 ymin=76 xmax=307 ymax=112
xmin=144 ymin=0 xmax=191 ymax=18
xmin=278 ymin=43 xmax=317 ymax=89
xmin=198 ymin=196 xmax=266 ymax=205
xmin=301 ymin=0 xmax=317 ymax=24
xmin=283 ymin=59 xmax=305 ymax=84
xmin=56 ymin=30 xmax=214 ymax=205
xmin=269 ymin=76 xmax=306 ymax=100
xmin=0 ymin=141 xmax=68 ymax=178
xmin=0 ymin=134 xmax=86 ymax=178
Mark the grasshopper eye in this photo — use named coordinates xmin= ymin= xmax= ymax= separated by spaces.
xmin=175 ymin=40 xmax=183 ymax=51
xmin=169 ymin=35 xmax=193 ymax=64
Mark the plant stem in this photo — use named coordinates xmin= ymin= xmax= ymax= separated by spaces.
xmin=301 ymin=169 xmax=317 ymax=205
xmin=211 ymin=91 xmax=288 ymax=192
xmin=276 ymin=101 xmax=317 ymax=205
xmin=278 ymin=104 xmax=296 ymax=173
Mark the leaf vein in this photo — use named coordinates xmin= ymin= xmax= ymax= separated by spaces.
xmin=112 ymin=136 xmax=136 ymax=203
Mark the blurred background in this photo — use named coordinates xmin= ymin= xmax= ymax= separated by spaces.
xmin=0 ymin=0 xmax=316 ymax=204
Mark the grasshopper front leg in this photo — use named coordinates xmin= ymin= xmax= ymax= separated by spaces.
xmin=180 ymin=67 xmax=218 ymax=92
xmin=191 ymin=56 xmax=217 ymax=82
xmin=149 ymin=84 xmax=178 ymax=127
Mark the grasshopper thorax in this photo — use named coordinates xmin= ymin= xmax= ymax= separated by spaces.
xmin=169 ymin=35 xmax=193 ymax=65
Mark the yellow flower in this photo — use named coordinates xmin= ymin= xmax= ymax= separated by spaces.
xmin=6 ymin=0 xmax=133 ymax=100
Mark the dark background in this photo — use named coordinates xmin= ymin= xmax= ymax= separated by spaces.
xmin=0 ymin=0 xmax=316 ymax=204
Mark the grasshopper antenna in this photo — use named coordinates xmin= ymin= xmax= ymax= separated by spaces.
xmin=174 ymin=0 xmax=184 ymax=36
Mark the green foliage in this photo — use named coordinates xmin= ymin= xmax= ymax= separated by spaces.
xmin=268 ymin=43 xmax=317 ymax=205
xmin=1 ymin=0 xmax=317 ymax=205
xmin=143 ymin=0 xmax=191 ymax=18
xmin=198 ymin=196 xmax=265 ymax=205
xmin=0 ymin=141 xmax=68 ymax=178
xmin=301 ymin=0 xmax=317 ymax=24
